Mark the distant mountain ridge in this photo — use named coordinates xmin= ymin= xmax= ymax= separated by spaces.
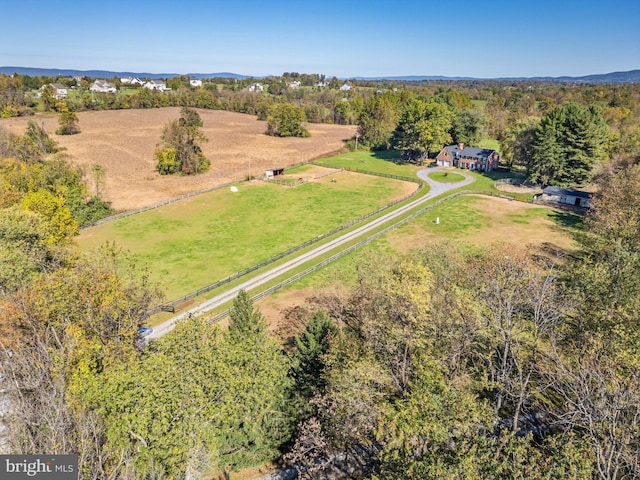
xmin=0 ymin=66 xmax=249 ymax=80
xmin=356 ymin=69 xmax=640 ymax=83
xmin=1 ymin=66 xmax=639 ymax=83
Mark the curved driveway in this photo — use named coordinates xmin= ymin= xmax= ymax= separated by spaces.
xmin=148 ymin=167 xmax=474 ymax=340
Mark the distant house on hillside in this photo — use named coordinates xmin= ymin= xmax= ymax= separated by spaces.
xmin=248 ymin=82 xmax=264 ymax=92
xmin=90 ymin=80 xmax=117 ymax=93
xmin=435 ymin=143 xmax=500 ymax=172
xmin=339 ymin=83 xmax=352 ymax=91
xmin=190 ymin=79 xmax=202 ymax=87
xmin=121 ymin=76 xmax=143 ymax=85
xmin=143 ymin=80 xmax=170 ymax=91
xmin=287 ymin=80 xmax=301 ymax=89
xmin=538 ymin=186 xmax=592 ymax=208
xmin=39 ymin=83 xmax=68 ymax=99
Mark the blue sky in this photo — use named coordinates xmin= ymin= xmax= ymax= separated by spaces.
xmin=1 ymin=0 xmax=638 ymax=78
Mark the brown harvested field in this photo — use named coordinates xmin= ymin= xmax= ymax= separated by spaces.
xmin=0 ymin=108 xmax=356 ymax=211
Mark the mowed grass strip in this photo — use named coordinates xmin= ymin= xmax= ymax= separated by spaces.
xmin=77 ymin=172 xmax=412 ymax=300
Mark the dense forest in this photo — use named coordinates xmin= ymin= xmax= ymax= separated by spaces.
xmin=0 ymin=74 xmax=639 ymax=479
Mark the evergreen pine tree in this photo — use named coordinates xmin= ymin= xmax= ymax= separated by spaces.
xmin=228 ymin=289 xmax=267 ymax=343
xmin=293 ymin=310 xmax=336 ymax=398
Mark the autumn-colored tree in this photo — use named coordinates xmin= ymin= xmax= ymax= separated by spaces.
xmin=56 ymin=107 xmax=80 ymax=135
xmin=0 ymin=206 xmax=64 ymax=293
xmin=0 ymin=249 xmax=161 ymax=476
xmin=155 ymin=108 xmax=209 ymax=175
xmin=21 ymin=189 xmax=78 ymax=243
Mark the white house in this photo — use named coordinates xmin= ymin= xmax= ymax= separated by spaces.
xmin=339 ymin=83 xmax=352 ymax=91
xmin=190 ymin=79 xmax=202 ymax=87
xmin=143 ymin=80 xmax=170 ymax=91
xmin=121 ymin=76 xmax=143 ymax=85
xmin=40 ymin=83 xmax=69 ymax=100
xmin=39 ymin=83 xmax=68 ymax=99
xmin=248 ymin=82 xmax=264 ymax=92
xmin=287 ymin=80 xmax=301 ymax=89
xmin=90 ymin=80 xmax=117 ymax=93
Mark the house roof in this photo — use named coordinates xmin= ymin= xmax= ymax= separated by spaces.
xmin=51 ymin=83 xmax=67 ymax=89
xmin=542 ymin=186 xmax=591 ymax=198
xmin=443 ymin=144 xmax=497 ymax=159
xmin=92 ymin=80 xmax=114 ymax=87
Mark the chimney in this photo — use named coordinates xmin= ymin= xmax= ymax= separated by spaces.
xmin=458 ymin=143 xmax=464 ymax=151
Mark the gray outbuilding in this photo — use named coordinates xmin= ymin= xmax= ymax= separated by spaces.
xmin=539 ymin=186 xmax=591 ymax=208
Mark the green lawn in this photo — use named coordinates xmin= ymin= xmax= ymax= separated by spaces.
xmin=314 ymin=150 xmax=422 ymax=177
xmin=427 ymin=172 xmax=466 ymax=183
xmin=275 ymin=195 xmax=583 ymax=293
xmin=459 ymin=171 xmax=533 ymax=202
xmin=478 ymin=138 xmax=501 ymax=151
xmin=78 ymin=174 xmax=412 ymax=300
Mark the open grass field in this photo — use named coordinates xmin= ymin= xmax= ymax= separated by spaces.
xmin=315 ymin=150 xmax=422 ymax=177
xmin=0 ymin=108 xmax=356 ymax=211
xmin=257 ymin=194 xmax=584 ymax=329
xmin=77 ymin=168 xmax=415 ymax=300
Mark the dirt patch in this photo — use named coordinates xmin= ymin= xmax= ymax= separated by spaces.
xmin=257 ymin=287 xmax=317 ymax=334
xmin=279 ymin=164 xmax=341 ymax=182
xmin=256 ymin=284 xmax=347 ymax=346
xmin=1 ymin=109 xmax=356 ymax=211
xmin=496 ymin=183 xmax=542 ymax=194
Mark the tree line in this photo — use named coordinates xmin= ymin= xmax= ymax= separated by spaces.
xmin=2 ymin=72 xmax=639 ymax=184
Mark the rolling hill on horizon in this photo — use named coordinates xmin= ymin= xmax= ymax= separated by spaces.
xmin=1 ymin=66 xmax=639 ymax=83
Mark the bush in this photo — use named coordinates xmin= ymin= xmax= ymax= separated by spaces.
xmin=56 ymin=111 xmax=80 ymax=135
xmin=155 ymin=147 xmax=181 ymax=175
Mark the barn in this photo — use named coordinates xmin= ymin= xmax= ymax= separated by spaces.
xmin=539 ymin=186 xmax=591 ymax=208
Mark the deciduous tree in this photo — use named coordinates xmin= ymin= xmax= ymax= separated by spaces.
xmin=357 ymin=93 xmax=403 ymax=150
xmin=393 ymin=98 xmax=453 ymax=160
xmin=501 ymin=117 xmax=539 ymax=169
xmin=21 ymin=189 xmax=78 ymax=244
xmin=266 ymin=103 xmax=310 ymax=137
xmin=56 ymin=108 xmax=80 ymax=135
xmin=155 ymin=107 xmax=210 ymax=175
xmin=451 ymin=108 xmax=486 ymax=146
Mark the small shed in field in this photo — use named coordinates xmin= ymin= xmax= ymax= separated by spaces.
xmin=540 ymin=186 xmax=591 ymax=208
xmin=265 ymin=168 xmax=285 ymax=178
